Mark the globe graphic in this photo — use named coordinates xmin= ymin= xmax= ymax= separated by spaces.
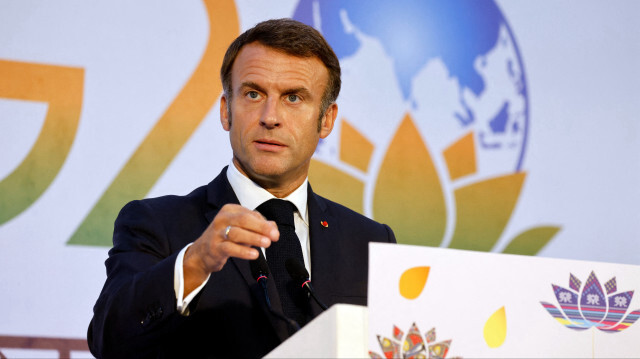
xmin=293 ymin=0 xmax=528 ymax=179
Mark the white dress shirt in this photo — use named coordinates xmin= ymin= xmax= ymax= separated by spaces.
xmin=174 ymin=162 xmax=311 ymax=314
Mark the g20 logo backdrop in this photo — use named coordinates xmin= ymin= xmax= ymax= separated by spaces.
xmin=0 ymin=0 xmax=559 ymax=254
xmin=298 ymin=0 xmax=560 ymax=255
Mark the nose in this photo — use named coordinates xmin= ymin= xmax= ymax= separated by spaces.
xmin=260 ymin=98 xmax=280 ymax=129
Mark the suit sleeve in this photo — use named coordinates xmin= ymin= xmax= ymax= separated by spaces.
xmin=87 ymin=200 xmax=188 ymax=359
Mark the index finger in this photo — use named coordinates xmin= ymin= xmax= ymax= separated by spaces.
xmin=227 ymin=207 xmax=279 ymax=242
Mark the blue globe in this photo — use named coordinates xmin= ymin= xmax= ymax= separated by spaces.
xmin=294 ymin=0 xmax=529 ymax=174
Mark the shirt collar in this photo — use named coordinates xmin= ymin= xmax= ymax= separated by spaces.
xmin=226 ymin=161 xmax=309 ymax=224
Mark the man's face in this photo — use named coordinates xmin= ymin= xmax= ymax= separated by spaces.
xmin=220 ymin=42 xmax=337 ymax=194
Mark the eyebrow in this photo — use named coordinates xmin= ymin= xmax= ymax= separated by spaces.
xmin=239 ymin=81 xmax=313 ymax=99
xmin=239 ymin=81 xmax=267 ymax=94
xmin=283 ymin=87 xmax=313 ymax=100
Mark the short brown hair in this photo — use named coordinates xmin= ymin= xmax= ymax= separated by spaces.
xmin=220 ymin=18 xmax=341 ymax=115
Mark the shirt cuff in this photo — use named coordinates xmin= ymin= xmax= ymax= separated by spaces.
xmin=174 ymin=243 xmax=210 ymax=315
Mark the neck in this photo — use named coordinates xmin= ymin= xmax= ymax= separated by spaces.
xmin=232 ymin=159 xmax=307 ymax=198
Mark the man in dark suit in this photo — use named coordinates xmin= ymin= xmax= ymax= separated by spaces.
xmin=88 ymin=18 xmax=396 ymax=358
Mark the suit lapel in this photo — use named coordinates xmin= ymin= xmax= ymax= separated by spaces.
xmin=203 ymin=167 xmax=290 ymax=342
xmin=203 ymin=166 xmax=238 ymax=223
xmin=307 ymin=185 xmax=341 ymax=318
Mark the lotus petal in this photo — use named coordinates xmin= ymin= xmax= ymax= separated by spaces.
xmin=550 ymin=284 xmax=592 ymax=328
xmin=373 ymin=114 xmax=447 ymax=246
xmin=443 ymin=131 xmax=476 ymax=181
xmin=393 ymin=325 xmax=404 ymax=341
xmin=552 ymin=284 xmax=578 ymax=306
xmin=448 ymin=172 xmax=525 ymax=252
xmin=428 ymin=340 xmax=451 ymax=359
xmin=604 ymin=277 xmax=617 ymax=295
xmin=403 ymin=323 xmax=426 ymax=358
xmin=502 ymin=226 xmax=560 ymax=255
xmin=569 ymin=273 xmax=582 ymax=292
xmin=541 ymin=301 xmax=589 ymax=331
xmin=599 ymin=309 xmax=640 ymax=332
xmin=309 ymin=159 xmax=365 ymax=214
xmin=425 ymin=328 xmax=436 ymax=343
xmin=600 ymin=291 xmax=634 ymax=328
xmin=339 ymin=119 xmax=374 ymax=172
xmin=377 ymin=335 xmax=401 ymax=359
xmin=551 ymin=284 xmax=589 ymax=325
xmin=580 ymin=272 xmax=607 ymax=324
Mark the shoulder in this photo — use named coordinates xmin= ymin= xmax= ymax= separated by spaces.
xmin=119 ymin=167 xmax=231 ymax=220
xmin=119 ymin=184 xmax=209 ymax=220
xmin=312 ymin=194 xmax=369 ymax=223
xmin=112 ymin=184 xmax=213 ymax=254
xmin=115 ymin=184 xmax=211 ymax=238
xmin=311 ymin=192 xmax=396 ymax=243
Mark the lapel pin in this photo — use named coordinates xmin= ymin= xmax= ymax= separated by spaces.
xmin=321 ymin=221 xmax=328 ymax=228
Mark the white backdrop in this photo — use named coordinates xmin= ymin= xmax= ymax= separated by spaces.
xmin=0 ymin=0 xmax=639 ymax=355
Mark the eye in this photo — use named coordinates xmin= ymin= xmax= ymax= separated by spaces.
xmin=287 ymin=94 xmax=300 ymax=103
xmin=246 ymin=91 xmax=260 ymax=100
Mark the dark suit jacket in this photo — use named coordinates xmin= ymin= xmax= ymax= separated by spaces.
xmin=88 ymin=167 xmax=396 ymax=358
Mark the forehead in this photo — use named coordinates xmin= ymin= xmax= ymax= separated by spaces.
xmin=231 ymin=42 xmax=328 ymax=94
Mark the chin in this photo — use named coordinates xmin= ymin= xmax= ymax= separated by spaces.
xmin=250 ymin=163 xmax=287 ymax=179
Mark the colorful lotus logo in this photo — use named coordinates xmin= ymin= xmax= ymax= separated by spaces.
xmin=310 ymin=115 xmax=560 ymax=255
xmin=369 ymin=323 xmax=455 ymax=359
xmin=541 ymin=271 xmax=640 ymax=332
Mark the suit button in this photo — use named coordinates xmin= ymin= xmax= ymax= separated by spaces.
xmin=153 ymin=307 xmax=163 ymax=320
xmin=141 ymin=306 xmax=164 ymax=326
xmin=141 ymin=313 xmax=152 ymax=326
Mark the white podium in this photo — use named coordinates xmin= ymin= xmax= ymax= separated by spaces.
xmin=265 ymin=304 xmax=369 ymax=358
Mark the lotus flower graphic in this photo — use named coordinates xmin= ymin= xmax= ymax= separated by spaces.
xmin=541 ymin=271 xmax=640 ymax=332
xmin=310 ymin=116 xmax=560 ymax=256
xmin=369 ymin=323 xmax=457 ymax=359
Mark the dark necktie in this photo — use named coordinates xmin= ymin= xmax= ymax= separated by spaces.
xmin=256 ymin=198 xmax=309 ymax=327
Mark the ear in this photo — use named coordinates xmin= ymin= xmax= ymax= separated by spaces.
xmin=319 ymin=103 xmax=338 ymax=139
xmin=220 ymin=94 xmax=231 ymax=131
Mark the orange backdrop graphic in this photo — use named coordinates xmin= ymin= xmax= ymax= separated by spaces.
xmin=0 ymin=60 xmax=84 ymax=225
xmin=68 ymin=0 xmax=240 ymax=246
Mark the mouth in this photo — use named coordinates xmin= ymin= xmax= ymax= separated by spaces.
xmin=254 ymin=138 xmax=286 ymax=151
